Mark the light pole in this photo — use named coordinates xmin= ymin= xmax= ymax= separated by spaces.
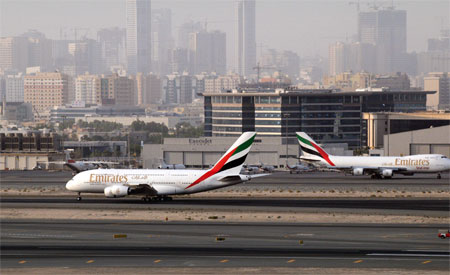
xmin=283 ymin=113 xmax=290 ymax=168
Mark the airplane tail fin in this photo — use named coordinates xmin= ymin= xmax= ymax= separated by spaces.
xmin=184 ymin=132 xmax=256 ymax=190
xmin=211 ymin=131 xmax=256 ymax=176
xmin=296 ymin=132 xmax=335 ymax=166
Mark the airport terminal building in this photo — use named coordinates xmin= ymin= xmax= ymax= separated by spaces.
xmin=203 ymin=88 xmax=433 ymax=149
xmin=142 ymin=136 xmax=352 ymax=169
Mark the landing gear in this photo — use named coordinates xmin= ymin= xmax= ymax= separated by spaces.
xmin=77 ymin=192 xmax=82 ymax=201
xmin=437 ymin=174 xmax=442 ymax=179
xmin=371 ymin=174 xmax=382 ymax=179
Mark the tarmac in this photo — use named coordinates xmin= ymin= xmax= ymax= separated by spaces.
xmin=1 ymin=170 xmax=449 ymax=273
xmin=2 ymin=220 xmax=449 ymax=271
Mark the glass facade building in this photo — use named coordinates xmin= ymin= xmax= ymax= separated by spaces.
xmin=204 ymin=89 xmax=432 ymax=149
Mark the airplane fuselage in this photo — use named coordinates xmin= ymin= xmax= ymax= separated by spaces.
xmin=303 ymin=154 xmax=450 ymax=174
xmin=66 ymin=168 xmax=248 ymax=196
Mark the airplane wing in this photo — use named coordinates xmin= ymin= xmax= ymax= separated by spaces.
xmin=64 ymin=163 xmax=82 ymax=173
xmin=247 ymin=173 xmax=271 ymax=179
xmin=217 ymin=173 xmax=270 ymax=183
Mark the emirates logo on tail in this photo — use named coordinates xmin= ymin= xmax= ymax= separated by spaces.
xmin=297 ymin=132 xmax=335 ymax=167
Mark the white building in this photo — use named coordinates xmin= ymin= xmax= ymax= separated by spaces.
xmin=236 ymin=0 xmax=256 ymax=77
xmin=75 ymin=74 xmax=101 ymax=105
xmin=5 ymin=73 xmax=24 ymax=102
xmin=126 ymin=0 xmax=152 ymax=74
xmin=204 ymin=74 xmax=242 ymax=93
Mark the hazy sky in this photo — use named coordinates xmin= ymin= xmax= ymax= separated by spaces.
xmin=1 ymin=0 xmax=449 ymax=70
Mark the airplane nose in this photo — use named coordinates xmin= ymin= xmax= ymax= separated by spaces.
xmin=66 ymin=179 xmax=75 ymax=191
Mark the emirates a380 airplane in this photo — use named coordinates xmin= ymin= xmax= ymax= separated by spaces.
xmin=66 ymin=132 xmax=266 ymax=201
xmin=297 ymin=132 xmax=450 ymax=179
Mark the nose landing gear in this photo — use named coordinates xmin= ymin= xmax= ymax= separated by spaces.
xmin=76 ymin=192 xmax=82 ymax=201
xmin=437 ymin=173 xmax=442 ymax=179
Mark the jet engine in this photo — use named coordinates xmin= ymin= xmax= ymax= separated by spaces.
xmin=353 ymin=168 xmax=364 ymax=175
xmin=382 ymin=169 xmax=393 ymax=178
xmin=104 ymin=185 xmax=130 ymax=198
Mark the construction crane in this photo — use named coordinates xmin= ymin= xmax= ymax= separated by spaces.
xmin=253 ymin=62 xmax=276 ymax=83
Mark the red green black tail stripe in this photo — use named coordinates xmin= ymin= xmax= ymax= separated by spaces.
xmin=185 ymin=134 xmax=255 ymax=189
xmin=297 ymin=134 xmax=335 ymax=166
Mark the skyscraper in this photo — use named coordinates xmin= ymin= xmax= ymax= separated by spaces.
xmin=236 ymin=0 xmax=256 ymax=77
xmin=189 ymin=30 xmax=226 ymax=75
xmin=126 ymin=0 xmax=151 ymax=75
xmin=152 ymin=8 xmax=173 ymax=75
xmin=97 ymin=27 xmax=126 ymax=73
xmin=358 ymin=9 xmax=407 ymax=73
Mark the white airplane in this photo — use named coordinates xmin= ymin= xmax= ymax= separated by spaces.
xmin=297 ymin=132 xmax=450 ymax=179
xmin=286 ymin=163 xmax=311 ymax=174
xmin=66 ymin=132 xmax=267 ymax=201
xmin=243 ymin=164 xmax=260 ymax=174
xmin=158 ymin=159 xmax=186 ymax=169
xmin=64 ymin=160 xmax=117 ymax=174
xmin=259 ymin=162 xmax=275 ymax=173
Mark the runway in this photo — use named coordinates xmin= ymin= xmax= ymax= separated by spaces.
xmin=1 ymin=196 xmax=449 ymax=212
xmin=1 ymin=220 xmax=449 ymax=270
xmin=1 ymin=171 xmax=449 ymax=272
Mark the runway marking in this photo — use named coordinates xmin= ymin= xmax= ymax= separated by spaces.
xmin=287 ymin=259 xmax=295 ymax=263
xmin=422 ymin=260 xmax=431 ymax=264
xmin=18 ymin=260 xmax=26 ymax=264
xmin=354 ymin=260 xmax=363 ymax=263
xmin=154 ymin=259 xmax=161 ymax=263
xmin=368 ymin=253 xmax=449 ymax=257
xmin=4 ymin=233 xmax=73 ymax=238
xmin=86 ymin=260 xmax=94 ymax=264
xmin=220 ymin=259 xmax=229 ymax=263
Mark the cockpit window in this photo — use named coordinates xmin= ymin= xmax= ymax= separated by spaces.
xmin=442 ymin=156 xmax=448 ymax=159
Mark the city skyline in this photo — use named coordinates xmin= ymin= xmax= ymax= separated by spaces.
xmin=1 ymin=0 xmax=448 ymax=72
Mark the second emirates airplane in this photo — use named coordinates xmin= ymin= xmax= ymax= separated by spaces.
xmin=297 ymin=132 xmax=450 ymax=179
xmin=66 ymin=132 xmax=266 ymax=201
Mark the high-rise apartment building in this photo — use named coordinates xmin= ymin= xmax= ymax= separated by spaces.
xmin=179 ymin=73 xmax=193 ymax=104
xmin=417 ymin=30 xmax=450 ymax=75
xmin=21 ymin=30 xmax=53 ymax=72
xmin=151 ymin=8 xmax=173 ymax=75
xmin=236 ymin=0 xmax=256 ymax=77
xmin=177 ymin=20 xmax=204 ymax=49
xmin=424 ymin=72 xmax=450 ymax=111
xmin=164 ymin=74 xmax=178 ymax=104
xmin=113 ymin=74 xmax=135 ymax=106
xmin=4 ymin=73 xmax=24 ymax=102
xmin=97 ymin=27 xmax=126 ymax=73
xmin=358 ymin=9 xmax=407 ymax=73
xmin=67 ymin=39 xmax=101 ymax=76
xmin=163 ymin=73 xmax=194 ymax=104
xmin=168 ymin=48 xmax=190 ymax=74
xmin=126 ymin=0 xmax=152 ymax=74
xmin=0 ymin=37 xmax=29 ymax=72
xmin=75 ymin=74 xmax=101 ymax=105
xmin=24 ymin=72 xmax=70 ymax=116
xmin=189 ymin=30 xmax=226 ymax=75
xmin=136 ymin=73 xmax=161 ymax=105
xmin=328 ymin=42 xmax=376 ymax=76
